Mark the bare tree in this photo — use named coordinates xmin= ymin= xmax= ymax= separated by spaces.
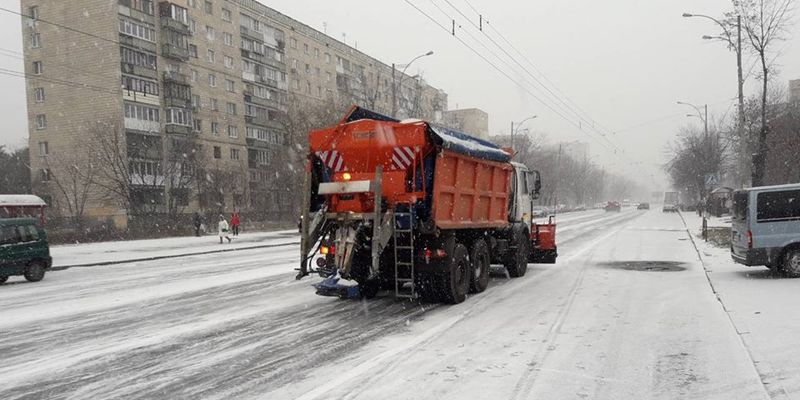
xmin=665 ymin=127 xmax=730 ymax=202
xmin=733 ymin=0 xmax=794 ymax=185
xmin=40 ymin=153 xmax=97 ymax=228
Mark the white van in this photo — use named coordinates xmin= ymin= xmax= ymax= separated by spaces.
xmin=731 ymin=183 xmax=800 ymax=276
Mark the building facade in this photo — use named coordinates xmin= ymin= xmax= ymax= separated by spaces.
xmin=21 ymin=0 xmax=448 ymax=227
xmin=442 ymin=108 xmax=489 ymax=139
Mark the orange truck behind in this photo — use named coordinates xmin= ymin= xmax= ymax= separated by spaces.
xmin=299 ymin=107 xmax=556 ymax=303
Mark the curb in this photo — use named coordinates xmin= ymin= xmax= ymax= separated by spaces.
xmin=51 ymin=241 xmax=301 ymax=271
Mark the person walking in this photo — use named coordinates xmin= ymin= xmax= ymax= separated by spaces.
xmin=218 ymin=215 xmax=232 ymax=244
xmin=193 ymin=212 xmax=203 ymax=237
xmin=231 ymin=212 xmax=241 ymax=237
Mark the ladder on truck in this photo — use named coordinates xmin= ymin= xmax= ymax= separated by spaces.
xmin=393 ymin=203 xmax=416 ymax=299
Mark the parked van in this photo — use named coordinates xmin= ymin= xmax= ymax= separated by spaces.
xmin=0 ymin=218 xmax=52 ymax=283
xmin=731 ymin=184 xmax=800 ymax=276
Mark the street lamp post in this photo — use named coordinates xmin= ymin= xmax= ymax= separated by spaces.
xmin=677 ymin=101 xmax=708 ymax=137
xmin=683 ymin=13 xmax=746 ymax=184
xmin=511 ymin=115 xmax=537 ymax=151
xmin=392 ymin=51 xmax=434 ymax=118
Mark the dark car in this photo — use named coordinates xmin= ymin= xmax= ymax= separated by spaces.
xmin=0 ymin=218 xmax=52 ymax=284
xmin=637 ymin=202 xmax=650 ymax=210
xmin=605 ymin=201 xmax=621 ymax=212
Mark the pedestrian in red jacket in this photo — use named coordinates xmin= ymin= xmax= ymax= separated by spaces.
xmin=231 ymin=212 xmax=241 ymax=236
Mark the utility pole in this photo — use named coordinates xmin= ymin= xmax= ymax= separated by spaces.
xmin=704 ymin=104 xmax=708 ymax=137
xmin=391 ymin=63 xmax=397 ymax=117
xmin=510 ymin=121 xmax=514 ymax=150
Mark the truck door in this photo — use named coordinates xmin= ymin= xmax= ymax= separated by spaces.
xmin=516 ymin=168 xmax=532 ymax=227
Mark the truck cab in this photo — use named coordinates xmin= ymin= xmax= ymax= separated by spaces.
xmin=510 ymin=163 xmax=556 ymax=264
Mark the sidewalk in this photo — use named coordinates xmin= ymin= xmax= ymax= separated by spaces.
xmin=51 ymin=230 xmax=299 ymax=269
xmin=682 ymin=211 xmax=800 ymax=398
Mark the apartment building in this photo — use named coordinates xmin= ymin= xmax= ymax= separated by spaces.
xmin=21 ymin=0 xmax=448 ymax=227
xmin=790 ymin=79 xmax=800 ymax=103
xmin=443 ymin=108 xmax=489 ymax=139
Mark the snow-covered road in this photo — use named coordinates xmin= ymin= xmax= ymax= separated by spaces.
xmin=0 ymin=209 xmax=774 ymax=399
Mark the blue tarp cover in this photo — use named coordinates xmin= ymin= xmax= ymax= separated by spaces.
xmin=342 ymin=107 xmax=511 ymax=163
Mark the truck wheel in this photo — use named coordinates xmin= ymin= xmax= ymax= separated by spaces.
xmin=0 ymin=276 xmax=7 ymax=284
xmin=24 ymin=261 xmax=46 ymax=282
xmin=505 ymin=229 xmax=529 ymax=278
xmin=469 ymin=239 xmax=490 ymax=293
xmin=441 ymin=243 xmax=470 ymax=304
xmin=783 ymin=249 xmax=800 ymax=278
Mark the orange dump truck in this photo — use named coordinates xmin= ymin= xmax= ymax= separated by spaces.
xmin=299 ymin=107 xmax=556 ymax=303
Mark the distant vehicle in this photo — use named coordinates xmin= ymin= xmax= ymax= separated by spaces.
xmin=622 ymin=199 xmax=632 ymax=207
xmin=532 ymin=206 xmax=549 ymax=218
xmin=605 ymin=201 xmax=621 ymax=212
xmin=0 ymin=195 xmax=47 ymax=224
xmin=731 ymin=184 xmax=800 ymax=276
xmin=0 ymin=218 xmax=52 ymax=284
xmin=637 ymin=202 xmax=650 ymax=210
xmin=663 ymin=191 xmax=680 ymax=212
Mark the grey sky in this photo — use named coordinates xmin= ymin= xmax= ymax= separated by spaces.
xmin=1 ymin=0 xmax=798 ymax=190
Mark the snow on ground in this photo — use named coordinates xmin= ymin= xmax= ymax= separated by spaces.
xmin=684 ymin=212 xmax=800 ymax=399
xmin=0 ymin=209 xmax=771 ymax=399
xmin=50 ymin=229 xmax=299 ymax=267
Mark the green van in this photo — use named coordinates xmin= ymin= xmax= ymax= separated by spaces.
xmin=0 ymin=218 xmax=52 ymax=283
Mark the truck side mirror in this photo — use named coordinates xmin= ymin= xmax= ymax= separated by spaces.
xmin=532 ymin=170 xmax=542 ymax=199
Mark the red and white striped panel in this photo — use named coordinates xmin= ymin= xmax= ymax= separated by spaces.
xmin=391 ymin=146 xmax=417 ymax=170
xmin=315 ymin=150 xmax=346 ymax=172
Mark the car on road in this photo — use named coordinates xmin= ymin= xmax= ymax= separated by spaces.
xmin=605 ymin=201 xmax=621 ymax=212
xmin=0 ymin=218 xmax=52 ymax=284
xmin=731 ymin=183 xmax=800 ymax=276
xmin=637 ymin=202 xmax=650 ymax=210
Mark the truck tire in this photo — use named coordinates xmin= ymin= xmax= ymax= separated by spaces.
xmin=441 ymin=243 xmax=470 ymax=304
xmin=469 ymin=239 xmax=490 ymax=293
xmin=505 ymin=229 xmax=529 ymax=278
xmin=782 ymin=248 xmax=800 ymax=278
xmin=24 ymin=261 xmax=46 ymax=282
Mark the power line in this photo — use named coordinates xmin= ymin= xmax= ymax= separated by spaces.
xmin=406 ymin=0 xmax=617 ymax=153
xmin=0 ymin=68 xmax=122 ymax=95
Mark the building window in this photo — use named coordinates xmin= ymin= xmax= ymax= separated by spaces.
xmin=230 ymin=148 xmax=240 ymax=160
xmin=38 ymin=141 xmax=48 ymax=156
xmin=225 ymin=79 xmax=235 ymax=92
xmin=34 ymin=87 xmax=45 ymax=103
xmin=210 ymin=98 xmax=219 ymax=111
xmin=35 ymin=114 xmax=46 ymax=130
xmin=192 ymin=94 xmax=201 ymax=108
xmin=314 ymin=48 xmax=320 ymax=58
xmin=204 ymin=0 xmax=213 ymax=14
xmin=213 ymin=145 xmax=221 ymax=159
xmin=29 ymin=6 xmax=39 ymax=20
xmin=227 ymin=102 xmax=236 ymax=115
xmin=228 ymin=125 xmax=238 ymax=138
xmin=325 ymin=53 xmax=331 ymax=64
xmin=193 ymin=118 xmax=202 ymax=132
xmin=119 ymin=18 xmax=156 ymax=42
xmin=41 ymin=168 xmax=51 ymax=182
xmin=292 ymin=79 xmax=299 ymax=90
xmin=33 ymin=61 xmax=42 ymax=75
xmin=189 ymin=44 xmax=198 ymax=58
xmin=122 ymin=75 xmax=159 ymax=95
xmin=126 ymin=0 xmax=154 ymax=15
xmin=166 ymin=108 xmax=193 ymax=126
xmin=124 ymin=103 xmax=160 ymax=121
xmin=206 ymin=25 xmax=215 ymax=40
xmin=30 ymin=33 xmax=41 ymax=48
xmin=221 ymin=8 xmax=231 ymax=21
xmin=161 ymin=2 xmax=188 ymax=23
xmin=191 ymin=69 xmax=198 ymax=82
xmin=120 ymin=47 xmax=157 ymax=70
xmin=207 ymin=49 xmax=215 ymax=63
xmin=223 ymin=32 xmax=232 ymax=46
xmin=290 ymin=37 xmax=297 ymax=49
xmin=188 ymin=0 xmax=198 ymax=9
xmin=224 ymin=56 xmax=233 ymax=69
xmin=208 ymin=73 xmax=216 ymax=87
xmin=211 ymin=121 xmax=219 ymax=135
xmin=325 ymin=71 xmax=331 ymax=82
xmin=303 ymin=43 xmax=309 ymax=55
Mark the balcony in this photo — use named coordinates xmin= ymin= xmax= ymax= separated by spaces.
xmin=244 ymin=94 xmax=283 ymax=110
xmin=162 ymin=43 xmax=190 ymax=61
xmin=245 ymin=115 xmax=275 ymax=128
xmin=165 ymin=124 xmax=192 ymax=135
xmin=160 ymin=16 xmax=189 ymax=34
xmin=240 ymin=26 xmax=263 ymax=41
xmin=124 ymin=118 xmax=161 ymax=133
xmin=163 ymin=71 xmax=189 ymax=85
xmin=119 ymin=34 xmax=157 ymax=53
xmin=165 ymin=97 xmax=191 ymax=109
xmin=246 ymin=137 xmax=281 ymax=149
xmin=121 ymin=63 xmax=158 ymax=79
